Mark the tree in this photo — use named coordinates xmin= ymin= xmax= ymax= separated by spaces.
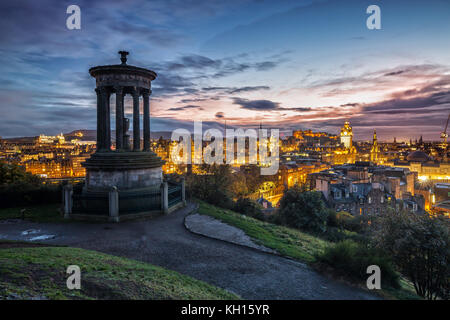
xmin=278 ymin=185 xmax=329 ymax=233
xmin=234 ymin=197 xmax=263 ymax=219
xmin=186 ymin=164 xmax=233 ymax=208
xmin=241 ymin=165 xmax=264 ymax=194
xmin=229 ymin=172 xmax=248 ymax=198
xmin=373 ymin=211 xmax=450 ymax=300
xmin=0 ymin=161 xmax=60 ymax=209
xmin=0 ymin=161 xmax=42 ymax=185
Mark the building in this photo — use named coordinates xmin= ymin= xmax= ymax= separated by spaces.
xmin=370 ymin=129 xmax=380 ymax=163
xmin=310 ymin=162 xmax=424 ymax=215
xmin=38 ymin=133 xmax=65 ymax=144
xmin=340 ymin=121 xmax=353 ymax=149
xmin=387 ymin=150 xmax=450 ymax=182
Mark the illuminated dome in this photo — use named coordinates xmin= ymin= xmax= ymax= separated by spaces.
xmin=406 ymin=150 xmax=432 ymax=162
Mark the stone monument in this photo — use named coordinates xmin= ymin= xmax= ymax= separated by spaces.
xmin=65 ymin=51 xmax=183 ymax=221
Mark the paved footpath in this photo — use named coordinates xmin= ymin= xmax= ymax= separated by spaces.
xmin=0 ymin=203 xmax=378 ymax=300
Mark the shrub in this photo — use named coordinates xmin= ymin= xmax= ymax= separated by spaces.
xmin=0 ymin=162 xmax=42 ymax=185
xmin=336 ymin=211 xmax=354 ymax=228
xmin=278 ymin=185 xmax=329 ymax=233
xmin=327 ymin=210 xmax=338 ymax=228
xmin=233 ymin=198 xmax=264 ymax=219
xmin=0 ymin=182 xmax=62 ymax=209
xmin=317 ymin=240 xmax=400 ymax=289
xmin=373 ymin=211 xmax=450 ymax=299
xmin=186 ymin=164 xmax=234 ymax=209
xmin=321 ymin=227 xmax=348 ymax=242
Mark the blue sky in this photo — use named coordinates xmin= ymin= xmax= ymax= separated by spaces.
xmin=0 ymin=0 xmax=449 ymax=141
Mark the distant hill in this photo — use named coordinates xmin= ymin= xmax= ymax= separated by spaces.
xmin=3 ymin=130 xmax=175 ymax=142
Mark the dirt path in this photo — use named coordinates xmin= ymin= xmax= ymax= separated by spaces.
xmin=0 ymin=203 xmax=378 ymax=300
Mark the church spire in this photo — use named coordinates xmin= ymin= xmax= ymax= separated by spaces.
xmin=370 ymin=129 xmax=379 ymax=163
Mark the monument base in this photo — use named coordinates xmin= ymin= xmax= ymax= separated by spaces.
xmin=69 ymin=151 xmax=175 ymax=220
xmin=83 ymin=151 xmax=164 ymax=190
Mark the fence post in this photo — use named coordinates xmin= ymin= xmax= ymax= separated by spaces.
xmin=181 ymin=177 xmax=186 ymax=205
xmin=161 ymin=181 xmax=169 ymax=214
xmin=63 ymin=184 xmax=73 ymax=219
xmin=109 ymin=186 xmax=119 ymax=222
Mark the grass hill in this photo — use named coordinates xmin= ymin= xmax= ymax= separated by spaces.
xmin=0 ymin=243 xmax=238 ymax=300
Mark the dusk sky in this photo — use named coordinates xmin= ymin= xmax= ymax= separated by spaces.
xmin=1 ymin=0 xmax=449 ymax=141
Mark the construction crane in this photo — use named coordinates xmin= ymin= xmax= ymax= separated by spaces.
xmin=441 ymin=112 xmax=450 ymax=147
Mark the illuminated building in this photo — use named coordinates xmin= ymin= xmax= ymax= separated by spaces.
xmin=370 ymin=129 xmax=380 ymax=163
xmin=278 ymin=161 xmax=329 ymax=188
xmin=310 ymin=162 xmax=423 ymax=214
xmin=340 ymin=121 xmax=353 ymax=149
xmin=38 ymin=133 xmax=65 ymax=144
xmin=387 ymin=151 xmax=450 ymax=182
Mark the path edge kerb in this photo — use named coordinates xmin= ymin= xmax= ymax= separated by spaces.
xmin=182 ymin=202 xmax=301 ymax=261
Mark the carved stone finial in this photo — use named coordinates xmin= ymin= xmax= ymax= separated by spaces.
xmin=118 ymin=51 xmax=129 ymax=65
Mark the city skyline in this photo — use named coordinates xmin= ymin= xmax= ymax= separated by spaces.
xmin=1 ymin=0 xmax=450 ymax=140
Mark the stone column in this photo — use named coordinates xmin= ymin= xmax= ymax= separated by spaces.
xmin=143 ymin=90 xmax=150 ymax=151
xmin=115 ymin=86 xmax=124 ymax=150
xmin=181 ymin=177 xmax=186 ymax=205
xmin=104 ymin=89 xmax=111 ymax=150
xmin=95 ymin=88 xmax=104 ymax=151
xmin=109 ymin=186 xmax=119 ymax=222
xmin=132 ymin=87 xmax=141 ymax=151
xmin=63 ymin=184 xmax=73 ymax=219
xmin=161 ymin=181 xmax=168 ymax=214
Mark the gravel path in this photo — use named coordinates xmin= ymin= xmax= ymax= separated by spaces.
xmin=0 ymin=203 xmax=379 ymax=300
xmin=184 ymin=213 xmax=277 ymax=254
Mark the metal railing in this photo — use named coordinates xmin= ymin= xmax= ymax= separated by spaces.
xmin=118 ymin=189 xmax=161 ymax=215
xmin=72 ymin=192 xmax=109 ymax=215
xmin=168 ymin=182 xmax=182 ymax=207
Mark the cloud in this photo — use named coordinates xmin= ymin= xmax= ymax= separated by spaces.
xmin=254 ymin=61 xmax=277 ymax=71
xmin=306 ymin=64 xmax=449 ymax=99
xmin=201 ymin=85 xmax=270 ymax=94
xmin=166 ymin=54 xmax=221 ymax=70
xmin=278 ymin=107 xmax=312 ymax=112
xmin=229 ymin=86 xmax=270 ymax=94
xmin=232 ymin=98 xmax=280 ymax=110
xmin=384 ymin=70 xmax=405 ymax=77
xmin=168 ymin=105 xmax=204 ymax=111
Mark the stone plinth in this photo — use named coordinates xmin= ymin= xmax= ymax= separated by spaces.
xmin=86 ymin=167 xmax=162 ymax=191
xmin=82 ymin=151 xmax=164 ymax=192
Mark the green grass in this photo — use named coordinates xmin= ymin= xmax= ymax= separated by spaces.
xmin=0 ymin=203 xmax=64 ymax=223
xmin=196 ymin=200 xmax=421 ymax=300
xmin=197 ymin=201 xmax=329 ymax=263
xmin=380 ymin=278 xmax=422 ymax=300
xmin=0 ymin=244 xmax=239 ymax=300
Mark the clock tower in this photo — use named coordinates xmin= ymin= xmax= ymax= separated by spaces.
xmin=340 ymin=121 xmax=353 ymax=149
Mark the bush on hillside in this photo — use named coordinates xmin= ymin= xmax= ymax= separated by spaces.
xmin=373 ymin=211 xmax=450 ymax=300
xmin=0 ymin=182 xmax=61 ymax=209
xmin=317 ymin=239 xmax=400 ymax=289
xmin=278 ymin=185 xmax=329 ymax=233
xmin=233 ymin=197 xmax=264 ymax=220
